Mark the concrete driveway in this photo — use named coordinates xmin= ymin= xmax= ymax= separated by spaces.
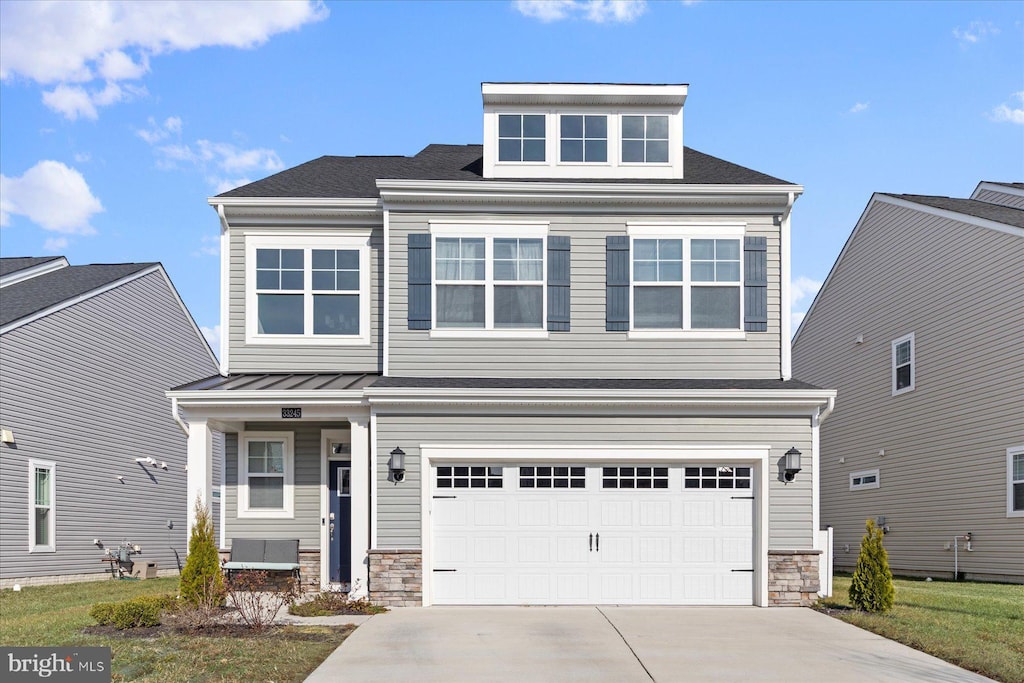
xmin=304 ymin=606 xmax=994 ymax=683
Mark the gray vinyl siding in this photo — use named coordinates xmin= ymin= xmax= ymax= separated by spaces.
xmin=387 ymin=212 xmax=783 ymax=378
xmin=374 ymin=412 xmax=813 ymax=549
xmin=226 ymin=227 xmax=384 ymax=373
xmin=222 ymin=422 xmax=347 ymax=550
xmin=973 ymin=188 xmax=1024 ymax=209
xmin=0 ymin=271 xmax=219 ymax=581
xmin=793 ymin=200 xmax=1024 ymax=580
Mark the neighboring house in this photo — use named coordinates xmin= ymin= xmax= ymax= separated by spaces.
xmin=792 ymin=183 xmax=1024 ymax=583
xmin=0 ymin=256 xmax=220 ymax=587
xmin=168 ymin=82 xmax=836 ymax=607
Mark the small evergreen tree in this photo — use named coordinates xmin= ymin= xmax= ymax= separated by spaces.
xmin=849 ymin=518 xmax=895 ymax=612
xmin=179 ymin=495 xmax=224 ymax=607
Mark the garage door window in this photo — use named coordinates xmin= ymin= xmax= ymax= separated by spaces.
xmin=602 ymin=466 xmax=669 ymax=489
xmin=436 ymin=465 xmax=503 ymax=489
xmin=685 ymin=466 xmax=751 ymax=489
xmin=519 ymin=465 xmax=586 ymax=489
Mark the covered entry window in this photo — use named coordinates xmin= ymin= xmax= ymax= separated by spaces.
xmin=29 ymin=460 xmax=55 ymax=552
xmin=239 ymin=432 xmax=294 ymax=518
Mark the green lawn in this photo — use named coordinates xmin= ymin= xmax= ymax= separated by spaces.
xmin=0 ymin=578 xmax=352 ymax=682
xmin=820 ymin=575 xmax=1024 ymax=683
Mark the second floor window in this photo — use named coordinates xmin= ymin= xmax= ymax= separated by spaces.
xmin=498 ymin=114 xmax=546 ymax=162
xmin=560 ymin=115 xmax=607 ymax=162
xmin=891 ymin=333 xmax=915 ymax=395
xmin=435 ymin=236 xmax=545 ymax=329
xmin=247 ymin=236 xmax=370 ymax=345
xmin=622 ymin=115 xmax=669 ymax=163
xmin=632 ymin=237 xmax=741 ymax=330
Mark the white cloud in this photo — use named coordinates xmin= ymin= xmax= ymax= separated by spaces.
xmin=790 ymin=276 xmax=822 ymax=334
xmin=193 ymin=234 xmax=220 ymax=257
xmin=0 ymin=161 xmax=103 ymax=234
xmin=0 ymin=1 xmax=328 ymax=119
xmin=849 ymin=102 xmax=869 ymax=114
xmin=43 ymin=237 xmax=69 ymax=252
xmin=514 ymin=0 xmax=646 ymax=23
xmin=136 ymin=115 xmax=183 ymax=144
xmin=953 ymin=20 xmax=999 ymax=46
xmin=200 ymin=324 xmax=221 ymax=354
xmin=988 ymin=91 xmax=1024 ymax=125
xmin=211 ymin=177 xmax=253 ymax=194
xmin=74 ymin=152 xmax=91 ymax=163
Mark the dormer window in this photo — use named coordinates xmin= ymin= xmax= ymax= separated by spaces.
xmin=622 ymin=115 xmax=669 ymax=163
xmin=560 ymin=115 xmax=607 ymax=163
xmin=498 ymin=114 xmax=545 ymax=162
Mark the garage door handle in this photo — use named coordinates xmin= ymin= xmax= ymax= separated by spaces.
xmin=731 ymin=569 xmax=754 ymax=572
xmin=589 ymin=533 xmax=593 ymax=552
xmin=731 ymin=496 xmax=754 ymax=500
xmin=595 ymin=533 xmax=600 ymax=552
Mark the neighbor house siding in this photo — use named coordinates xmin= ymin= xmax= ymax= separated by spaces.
xmin=972 ymin=188 xmax=1024 ymax=209
xmin=0 ymin=271 xmax=219 ymax=583
xmin=793 ymin=201 xmax=1024 ymax=580
xmin=387 ymin=212 xmax=783 ymax=378
xmin=222 ymin=422 xmax=344 ymax=550
xmin=374 ymin=412 xmax=813 ymax=549
xmin=226 ymin=226 xmax=384 ymax=373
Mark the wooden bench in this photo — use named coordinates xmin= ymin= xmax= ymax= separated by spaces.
xmin=222 ymin=539 xmax=301 ymax=585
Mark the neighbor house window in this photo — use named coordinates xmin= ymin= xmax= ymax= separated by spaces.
xmin=246 ymin=236 xmax=370 ymax=345
xmin=498 ymin=114 xmax=546 ymax=162
xmin=892 ymin=333 xmax=915 ymax=395
xmin=560 ymin=115 xmax=607 ymax=162
xmin=28 ymin=460 xmax=55 ymax=552
xmin=434 ymin=234 xmax=545 ymax=331
xmin=239 ymin=433 xmax=294 ymax=518
xmin=1009 ymin=446 xmax=1024 ymax=517
xmin=850 ymin=469 xmax=880 ymax=491
xmin=622 ymin=115 xmax=669 ymax=163
xmin=631 ymin=236 xmax=741 ymax=330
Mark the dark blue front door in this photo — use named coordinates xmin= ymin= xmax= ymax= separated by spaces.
xmin=329 ymin=461 xmax=352 ymax=585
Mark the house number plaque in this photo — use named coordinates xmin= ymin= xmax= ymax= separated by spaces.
xmin=281 ymin=407 xmax=302 ymax=419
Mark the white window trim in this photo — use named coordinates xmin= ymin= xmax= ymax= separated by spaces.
xmin=850 ymin=468 xmax=880 ymax=491
xmin=620 ymin=113 xmax=672 ymax=166
xmin=245 ymin=233 xmax=371 ymax=346
xmin=28 ymin=459 xmax=56 ymax=553
xmin=557 ymin=113 xmax=612 ymax=166
xmin=891 ymin=332 xmax=915 ymax=395
xmin=495 ymin=112 xmax=549 ymax=166
xmin=1008 ymin=445 xmax=1024 ymax=518
xmin=429 ymin=222 xmax=549 ymax=338
xmin=626 ymin=223 xmax=745 ymax=338
xmin=238 ymin=431 xmax=295 ymax=519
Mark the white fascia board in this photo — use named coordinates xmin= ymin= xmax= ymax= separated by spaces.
xmin=0 ymin=257 xmax=69 ymax=288
xmin=482 ymin=82 xmax=688 ymax=106
xmin=0 ymin=265 xmax=162 ymax=335
xmin=209 ymin=197 xmax=381 ymax=209
xmin=973 ymin=181 xmax=1024 ymax=200
xmin=166 ymin=390 xmax=367 ymax=406
xmin=378 ymin=179 xmax=802 ymax=197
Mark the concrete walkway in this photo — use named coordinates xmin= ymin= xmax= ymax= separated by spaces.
xmin=304 ymin=606 xmax=994 ymax=683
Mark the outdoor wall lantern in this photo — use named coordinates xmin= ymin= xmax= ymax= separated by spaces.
xmin=389 ymin=447 xmax=406 ymax=482
xmin=783 ymin=447 xmax=802 ymax=482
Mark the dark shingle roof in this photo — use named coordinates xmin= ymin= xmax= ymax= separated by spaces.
xmin=883 ymin=194 xmax=1024 ymax=230
xmin=370 ymin=377 xmax=821 ymax=391
xmin=1 ymin=263 xmax=156 ymax=328
xmin=217 ymin=145 xmax=793 ymax=199
xmin=0 ymin=256 xmax=64 ymax=277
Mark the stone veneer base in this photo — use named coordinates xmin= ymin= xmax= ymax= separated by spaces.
xmin=767 ymin=550 xmax=822 ymax=606
xmin=368 ymin=549 xmax=422 ymax=606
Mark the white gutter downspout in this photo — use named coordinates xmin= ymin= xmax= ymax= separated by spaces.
xmin=811 ymin=394 xmax=834 ymax=566
xmin=216 ymin=204 xmax=231 ymax=375
xmin=780 ymin=191 xmax=796 ymax=380
xmin=170 ymin=396 xmax=189 ymax=437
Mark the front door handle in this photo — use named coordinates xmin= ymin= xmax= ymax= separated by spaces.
xmin=329 ymin=522 xmax=335 ymax=541
xmin=589 ymin=533 xmax=593 ymax=552
xmin=595 ymin=533 xmax=600 ymax=552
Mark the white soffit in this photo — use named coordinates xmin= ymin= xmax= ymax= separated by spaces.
xmin=482 ymin=82 xmax=689 ymax=107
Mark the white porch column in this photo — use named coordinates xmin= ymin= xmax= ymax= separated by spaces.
xmin=349 ymin=415 xmax=370 ymax=598
xmin=185 ymin=419 xmax=215 ymax=540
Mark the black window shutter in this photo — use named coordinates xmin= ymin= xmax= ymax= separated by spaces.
xmin=407 ymin=233 xmax=432 ymax=330
xmin=606 ymin=235 xmax=630 ymax=331
xmin=547 ymin=236 xmax=571 ymax=331
xmin=744 ymin=236 xmax=768 ymax=332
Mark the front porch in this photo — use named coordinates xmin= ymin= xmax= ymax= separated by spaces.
xmin=168 ymin=373 xmax=376 ymax=597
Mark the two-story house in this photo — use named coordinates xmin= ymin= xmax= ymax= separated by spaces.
xmin=168 ymin=83 xmax=836 ymax=607
xmin=793 ymin=183 xmax=1023 ymax=582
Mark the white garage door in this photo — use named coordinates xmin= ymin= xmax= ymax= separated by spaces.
xmin=430 ymin=463 xmax=754 ymax=605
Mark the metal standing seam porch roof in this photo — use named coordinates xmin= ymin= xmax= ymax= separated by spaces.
xmin=171 ymin=373 xmax=381 ymax=393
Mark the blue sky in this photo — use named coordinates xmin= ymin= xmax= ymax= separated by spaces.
xmin=2 ymin=1 xmax=1021 ymax=348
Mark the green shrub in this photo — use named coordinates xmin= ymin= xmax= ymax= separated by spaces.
xmin=89 ymin=601 xmax=117 ymax=625
xmin=849 ymin=518 xmax=895 ymax=613
xmin=179 ymin=495 xmax=224 ymax=608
